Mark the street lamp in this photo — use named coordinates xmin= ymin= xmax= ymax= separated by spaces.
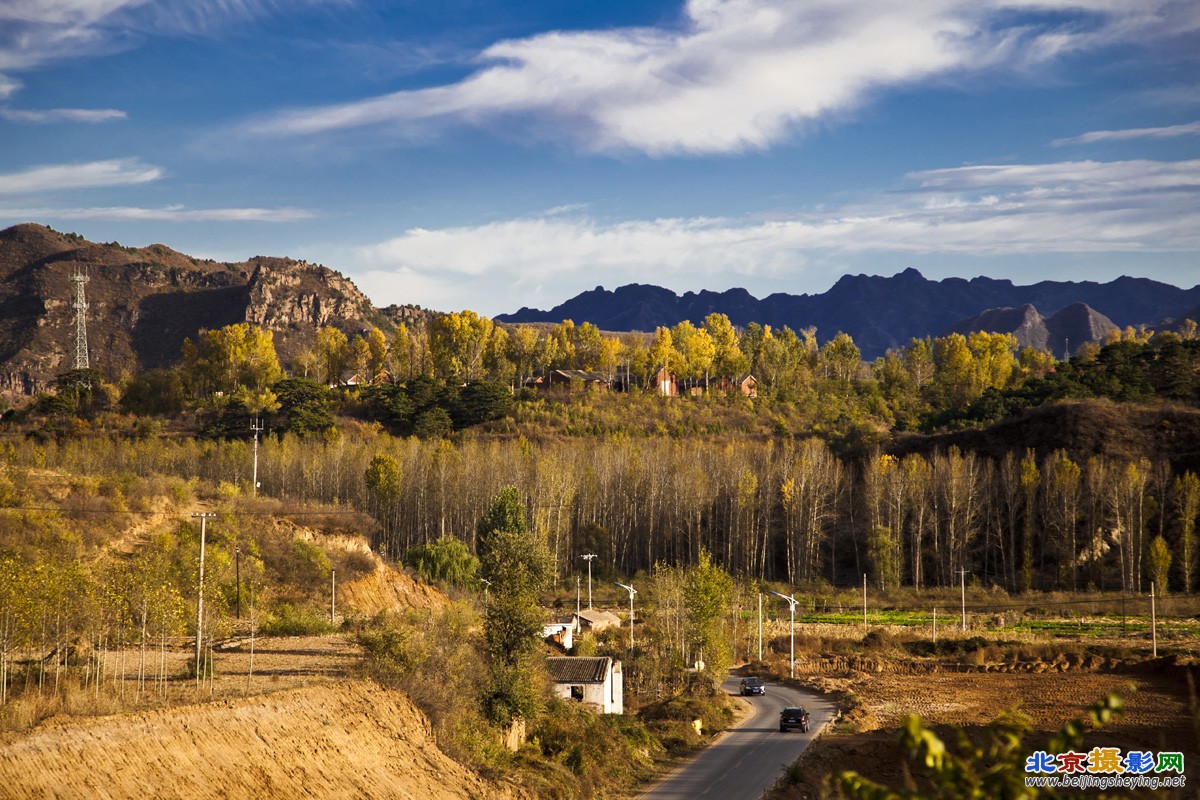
xmin=480 ymin=578 xmax=492 ymax=611
xmin=614 ymin=581 xmax=637 ymax=649
xmin=581 ymin=554 xmax=597 ymax=609
xmin=770 ymin=590 xmax=799 ymax=679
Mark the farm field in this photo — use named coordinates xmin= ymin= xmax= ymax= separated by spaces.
xmin=760 ymin=619 xmax=1198 ymax=800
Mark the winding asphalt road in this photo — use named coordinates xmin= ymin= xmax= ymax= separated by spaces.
xmin=638 ymin=675 xmax=837 ymax=800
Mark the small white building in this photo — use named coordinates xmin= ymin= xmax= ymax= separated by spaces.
xmin=546 ymin=656 xmax=623 ymax=715
xmin=543 ymin=620 xmax=575 ymax=651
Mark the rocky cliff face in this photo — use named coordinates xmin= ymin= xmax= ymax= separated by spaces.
xmin=0 ymin=223 xmax=389 ymax=398
xmin=947 ymin=302 xmax=1118 ymax=356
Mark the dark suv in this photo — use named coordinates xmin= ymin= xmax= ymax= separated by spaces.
xmin=779 ymin=706 xmax=809 ymax=732
xmin=739 ymin=677 xmax=766 ymax=696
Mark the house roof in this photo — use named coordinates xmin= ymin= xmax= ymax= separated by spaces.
xmin=575 ymin=609 xmax=622 ymax=627
xmin=546 ymin=656 xmax=612 ymax=684
xmin=548 ymin=369 xmax=608 ymax=382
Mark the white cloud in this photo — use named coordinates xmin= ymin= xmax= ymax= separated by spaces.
xmin=355 ymin=157 xmax=1200 ymax=308
xmin=0 ymin=205 xmax=314 ymax=222
xmin=0 ymin=107 xmax=126 ymax=123
xmin=0 ymin=158 xmax=162 ymax=194
xmin=0 ymin=0 xmax=342 ymax=96
xmin=247 ymin=0 xmax=1200 ymax=155
xmin=1052 ymin=121 xmax=1200 ymax=146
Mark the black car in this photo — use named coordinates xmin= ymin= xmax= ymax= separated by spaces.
xmin=739 ymin=677 xmax=766 ymax=696
xmin=779 ymin=706 xmax=809 ymax=732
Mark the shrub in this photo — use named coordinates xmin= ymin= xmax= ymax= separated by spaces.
xmin=260 ymin=602 xmax=337 ymax=636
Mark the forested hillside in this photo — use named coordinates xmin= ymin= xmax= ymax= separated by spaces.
xmin=3 ymin=300 xmax=1199 ymax=596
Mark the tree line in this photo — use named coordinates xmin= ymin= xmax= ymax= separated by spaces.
xmin=9 ymin=431 xmax=1196 ymax=596
xmin=24 ymin=309 xmax=1197 ymax=449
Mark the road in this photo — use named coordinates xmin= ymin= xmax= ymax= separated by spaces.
xmin=638 ymin=675 xmax=837 ymax=800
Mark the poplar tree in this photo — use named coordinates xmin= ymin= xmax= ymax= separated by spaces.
xmin=477 ymin=487 xmax=550 ymax=725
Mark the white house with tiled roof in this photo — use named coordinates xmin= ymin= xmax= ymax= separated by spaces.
xmin=546 ymin=656 xmax=623 ymax=714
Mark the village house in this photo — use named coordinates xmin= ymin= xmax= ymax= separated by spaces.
xmin=542 ymin=619 xmax=575 ymax=650
xmin=528 ymin=369 xmax=611 ymax=392
xmin=546 ymin=656 xmax=624 ymax=714
xmin=573 ymin=608 xmax=622 ymax=634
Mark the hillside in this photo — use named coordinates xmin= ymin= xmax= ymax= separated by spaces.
xmin=945 ymin=302 xmax=1118 ymax=357
xmin=0 ymin=223 xmax=387 ymax=396
xmin=0 ymin=680 xmax=526 ymax=800
xmin=496 ymin=270 xmax=1200 ymax=358
xmin=885 ymin=398 xmax=1200 ymax=475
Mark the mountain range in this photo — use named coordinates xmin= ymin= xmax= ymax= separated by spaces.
xmin=2 ymin=222 xmax=1198 ymax=398
xmin=497 ymin=270 xmax=1200 ymax=359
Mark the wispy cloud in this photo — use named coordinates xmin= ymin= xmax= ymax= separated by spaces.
xmin=0 ymin=158 xmax=162 ymax=195
xmin=247 ymin=0 xmax=1200 ymax=156
xmin=0 ymin=107 xmax=127 ymax=123
xmin=355 ymin=157 xmax=1200 ymax=307
xmin=0 ymin=0 xmax=340 ymax=100
xmin=0 ymin=205 xmax=314 ymax=222
xmin=1052 ymin=121 xmax=1200 ymax=146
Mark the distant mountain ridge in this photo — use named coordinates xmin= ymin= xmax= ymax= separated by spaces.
xmin=946 ymin=303 xmax=1119 ymax=357
xmin=497 ymin=268 xmax=1200 ymax=359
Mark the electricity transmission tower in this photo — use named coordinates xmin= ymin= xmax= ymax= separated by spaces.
xmin=71 ymin=267 xmax=90 ymax=370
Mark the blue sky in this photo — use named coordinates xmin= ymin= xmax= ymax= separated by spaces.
xmin=1 ymin=0 xmax=1197 ymax=316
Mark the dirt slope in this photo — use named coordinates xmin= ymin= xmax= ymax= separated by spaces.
xmin=0 ymin=680 xmax=525 ymax=800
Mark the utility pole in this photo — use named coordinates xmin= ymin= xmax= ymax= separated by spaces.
xmin=250 ymin=419 xmax=263 ymax=497
xmin=330 ymin=569 xmax=336 ymax=625
xmin=770 ymin=591 xmax=799 ymax=679
xmin=1150 ymin=582 xmax=1157 ymax=658
xmin=576 ymin=575 xmax=581 ymax=633
xmin=615 ymin=582 xmax=637 ymax=650
xmin=757 ymin=592 xmax=763 ymax=662
xmin=192 ymin=512 xmax=216 ymax=687
xmin=582 ymin=554 xmax=597 ymax=609
xmin=235 ymin=545 xmax=241 ymax=619
xmin=959 ymin=568 xmax=967 ymax=632
xmin=862 ymin=573 xmax=867 ymax=627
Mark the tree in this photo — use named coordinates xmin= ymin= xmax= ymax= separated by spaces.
xmin=272 ymin=378 xmax=334 ymax=435
xmin=507 ymin=325 xmax=541 ymax=387
xmin=1172 ymin=472 xmax=1199 ymax=593
xmin=433 ymin=310 xmax=494 ymax=381
xmin=478 ymin=487 xmax=551 ymax=724
xmin=1044 ymin=452 xmax=1082 ymax=590
xmin=1019 ymin=450 xmax=1040 ymax=593
xmin=403 ymin=537 xmax=479 ymax=588
xmin=181 ymin=323 xmax=283 ymax=400
xmin=683 ymin=549 xmax=734 ymax=688
xmin=315 ymin=326 xmax=350 ymax=385
xmin=671 ymin=321 xmax=715 ymax=384
xmin=1145 ymin=535 xmax=1172 ymax=594
xmin=572 ymin=322 xmax=603 ymax=369
xmin=704 ymin=313 xmax=748 ymax=380
xmin=648 ymin=327 xmax=677 ymax=382
xmin=365 ymin=327 xmax=389 ymax=381
xmin=365 ymin=453 xmax=403 ymax=555
xmin=820 ymin=332 xmax=861 ymax=383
